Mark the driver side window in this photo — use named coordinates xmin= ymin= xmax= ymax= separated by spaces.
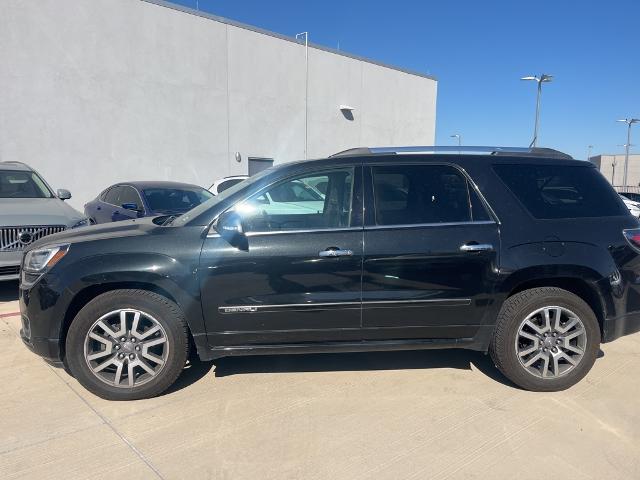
xmin=235 ymin=169 xmax=354 ymax=233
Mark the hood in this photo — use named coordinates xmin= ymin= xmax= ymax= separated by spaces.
xmin=0 ymin=198 xmax=85 ymax=227
xmin=29 ymin=216 xmax=161 ymax=249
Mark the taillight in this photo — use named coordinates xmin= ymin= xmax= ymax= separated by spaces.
xmin=623 ymin=228 xmax=640 ymax=252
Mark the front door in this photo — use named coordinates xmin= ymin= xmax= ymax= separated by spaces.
xmin=200 ymin=166 xmax=363 ymax=347
xmin=361 ymin=163 xmax=500 ymax=340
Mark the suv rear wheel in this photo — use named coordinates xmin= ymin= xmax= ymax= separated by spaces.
xmin=490 ymin=287 xmax=600 ymax=391
xmin=66 ymin=289 xmax=189 ymax=400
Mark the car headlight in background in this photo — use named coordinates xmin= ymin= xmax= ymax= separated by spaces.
xmin=23 ymin=244 xmax=70 ymax=274
xmin=71 ymin=218 xmax=91 ymax=229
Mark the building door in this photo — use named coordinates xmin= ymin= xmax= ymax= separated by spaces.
xmin=248 ymin=157 xmax=274 ymax=176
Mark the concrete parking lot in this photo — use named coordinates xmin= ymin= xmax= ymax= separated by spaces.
xmin=1 ymin=281 xmax=639 ymax=480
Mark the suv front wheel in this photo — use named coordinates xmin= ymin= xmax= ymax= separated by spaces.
xmin=490 ymin=287 xmax=601 ymax=392
xmin=66 ymin=289 xmax=189 ymax=400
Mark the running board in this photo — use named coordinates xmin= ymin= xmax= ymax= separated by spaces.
xmin=205 ymin=338 xmax=477 ymax=360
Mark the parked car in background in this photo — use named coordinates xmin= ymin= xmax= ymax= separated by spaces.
xmin=0 ymin=161 xmax=89 ymax=281
xmin=619 ymin=194 xmax=640 ymax=217
xmin=19 ymin=146 xmax=640 ymax=400
xmin=84 ymin=181 xmax=213 ymax=224
xmin=209 ymin=175 xmax=248 ymax=195
xmin=619 ymin=191 xmax=640 ymax=202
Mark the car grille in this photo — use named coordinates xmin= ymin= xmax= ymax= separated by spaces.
xmin=0 ymin=265 xmax=20 ymax=276
xmin=0 ymin=226 xmax=66 ymax=252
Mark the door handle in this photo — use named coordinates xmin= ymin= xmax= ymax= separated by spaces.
xmin=460 ymin=243 xmax=494 ymax=252
xmin=319 ymin=247 xmax=353 ymax=258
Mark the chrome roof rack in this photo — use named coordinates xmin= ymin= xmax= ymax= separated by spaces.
xmin=330 ymin=146 xmax=573 ymax=160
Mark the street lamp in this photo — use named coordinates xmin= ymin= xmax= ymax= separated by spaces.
xmin=296 ymin=32 xmax=309 ymax=160
xmin=450 ymin=134 xmax=461 ymax=147
xmin=521 ymin=74 xmax=553 ymax=148
xmin=617 ymin=118 xmax=640 ymax=187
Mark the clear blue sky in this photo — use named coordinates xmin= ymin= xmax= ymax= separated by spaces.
xmin=171 ymin=0 xmax=639 ymax=160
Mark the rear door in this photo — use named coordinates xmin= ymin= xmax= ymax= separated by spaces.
xmin=361 ymin=163 xmax=499 ymax=341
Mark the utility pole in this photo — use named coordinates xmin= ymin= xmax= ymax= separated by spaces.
xmin=296 ymin=32 xmax=309 ymax=160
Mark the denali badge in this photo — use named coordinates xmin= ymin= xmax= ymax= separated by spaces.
xmin=220 ymin=306 xmax=258 ymax=313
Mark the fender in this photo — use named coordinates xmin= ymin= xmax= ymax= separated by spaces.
xmin=48 ymin=252 xmax=206 ymax=344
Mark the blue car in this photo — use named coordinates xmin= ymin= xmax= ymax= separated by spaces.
xmin=84 ymin=181 xmax=214 ymax=224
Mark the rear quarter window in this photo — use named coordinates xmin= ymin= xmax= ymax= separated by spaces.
xmin=493 ymin=164 xmax=627 ymax=219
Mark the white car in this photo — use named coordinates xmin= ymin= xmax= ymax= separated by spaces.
xmin=209 ymin=176 xmax=248 ymax=195
xmin=620 ymin=194 xmax=640 ymax=217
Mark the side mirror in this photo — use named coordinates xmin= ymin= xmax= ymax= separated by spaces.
xmin=215 ymin=210 xmax=247 ymax=248
xmin=121 ymin=202 xmax=142 ymax=212
xmin=57 ymin=189 xmax=71 ymax=200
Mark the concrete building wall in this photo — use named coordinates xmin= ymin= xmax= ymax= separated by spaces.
xmin=0 ymin=0 xmax=437 ymax=209
xmin=591 ymin=154 xmax=640 ymax=187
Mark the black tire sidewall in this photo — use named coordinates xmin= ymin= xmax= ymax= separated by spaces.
xmin=66 ymin=290 xmax=188 ymax=401
xmin=492 ymin=288 xmax=601 ymax=392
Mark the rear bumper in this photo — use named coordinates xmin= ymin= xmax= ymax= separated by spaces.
xmin=603 ymin=311 xmax=640 ymax=343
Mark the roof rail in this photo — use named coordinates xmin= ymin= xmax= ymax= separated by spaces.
xmin=0 ymin=160 xmax=30 ymax=167
xmin=330 ymin=146 xmax=573 ymax=160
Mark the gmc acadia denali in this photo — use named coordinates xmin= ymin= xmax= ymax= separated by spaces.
xmin=19 ymin=146 xmax=640 ymax=400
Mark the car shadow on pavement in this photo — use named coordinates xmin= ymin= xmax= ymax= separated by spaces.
xmin=212 ymin=349 xmax=520 ymax=389
xmin=0 ymin=280 xmax=19 ymax=303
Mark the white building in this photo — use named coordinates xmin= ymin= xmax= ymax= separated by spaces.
xmin=0 ymin=0 xmax=438 ymax=208
xmin=590 ymin=153 xmax=640 ymax=188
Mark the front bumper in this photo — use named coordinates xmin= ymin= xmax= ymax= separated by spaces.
xmin=0 ymin=251 xmax=22 ymax=281
xmin=19 ymin=273 xmax=67 ymax=364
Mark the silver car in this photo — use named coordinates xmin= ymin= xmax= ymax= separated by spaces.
xmin=0 ymin=161 xmax=90 ymax=280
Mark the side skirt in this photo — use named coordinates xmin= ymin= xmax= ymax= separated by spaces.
xmin=199 ymin=329 xmax=494 ymax=361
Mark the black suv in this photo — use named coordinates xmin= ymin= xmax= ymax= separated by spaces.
xmin=19 ymin=146 xmax=640 ymax=400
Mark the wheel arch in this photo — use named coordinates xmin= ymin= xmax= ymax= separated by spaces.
xmin=502 ymin=268 xmax=610 ymax=336
xmin=59 ymin=281 xmax=192 ymax=362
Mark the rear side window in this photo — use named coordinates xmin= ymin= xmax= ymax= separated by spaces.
xmin=371 ymin=165 xmax=490 ymax=225
xmin=493 ymin=164 xmax=626 ymax=219
xmin=104 ymin=186 xmax=122 ymax=205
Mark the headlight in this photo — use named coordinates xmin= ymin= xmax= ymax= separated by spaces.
xmin=23 ymin=244 xmax=70 ymax=274
xmin=71 ymin=218 xmax=90 ymax=229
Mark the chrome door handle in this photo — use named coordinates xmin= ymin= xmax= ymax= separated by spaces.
xmin=460 ymin=243 xmax=494 ymax=252
xmin=319 ymin=248 xmax=353 ymax=258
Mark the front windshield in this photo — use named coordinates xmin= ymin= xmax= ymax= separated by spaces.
xmin=143 ymin=187 xmax=213 ymax=213
xmin=0 ymin=170 xmax=53 ymax=198
xmin=174 ymin=167 xmax=275 ymax=226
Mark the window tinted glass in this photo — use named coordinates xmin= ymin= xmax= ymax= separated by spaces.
xmin=236 ymin=169 xmax=354 ymax=232
xmin=143 ymin=187 xmax=214 ymax=213
xmin=469 ymin=186 xmax=491 ymax=221
xmin=119 ymin=186 xmax=141 ymax=206
xmin=493 ymin=164 xmax=627 ymax=219
xmin=0 ymin=171 xmax=52 ymax=198
xmin=372 ymin=165 xmax=472 ymax=225
xmin=104 ymin=186 xmax=121 ymax=205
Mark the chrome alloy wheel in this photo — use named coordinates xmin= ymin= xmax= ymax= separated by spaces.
xmin=83 ymin=309 xmax=169 ymax=388
xmin=515 ymin=306 xmax=587 ymax=379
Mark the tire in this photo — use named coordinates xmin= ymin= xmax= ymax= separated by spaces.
xmin=66 ymin=289 xmax=189 ymax=400
xmin=489 ymin=287 xmax=600 ymax=392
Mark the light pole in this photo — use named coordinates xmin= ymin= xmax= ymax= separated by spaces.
xmin=587 ymin=145 xmax=593 ymax=162
xmin=521 ymin=74 xmax=553 ymax=148
xmin=618 ymin=118 xmax=640 ymax=187
xmin=296 ymin=32 xmax=309 ymax=160
xmin=450 ymin=134 xmax=461 ymax=147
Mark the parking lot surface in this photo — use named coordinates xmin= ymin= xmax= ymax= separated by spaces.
xmin=1 ymin=281 xmax=639 ymax=480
